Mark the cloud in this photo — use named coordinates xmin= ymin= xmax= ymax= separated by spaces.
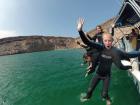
xmin=0 ymin=30 xmax=19 ymax=39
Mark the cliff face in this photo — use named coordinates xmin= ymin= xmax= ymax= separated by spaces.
xmin=0 ymin=36 xmax=78 ymax=56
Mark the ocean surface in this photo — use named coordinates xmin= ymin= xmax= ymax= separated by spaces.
xmin=0 ymin=49 xmax=139 ymax=105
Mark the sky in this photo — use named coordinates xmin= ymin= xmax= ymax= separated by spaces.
xmin=0 ymin=0 xmax=122 ymax=38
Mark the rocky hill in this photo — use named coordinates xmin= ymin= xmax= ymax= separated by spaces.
xmin=0 ymin=36 xmax=78 ymax=56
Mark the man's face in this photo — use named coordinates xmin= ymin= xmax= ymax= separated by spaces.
xmin=87 ymin=56 xmax=92 ymax=62
xmin=85 ymin=56 xmax=92 ymax=62
xmin=96 ymin=26 xmax=102 ymax=33
xmin=103 ymin=34 xmax=113 ymax=49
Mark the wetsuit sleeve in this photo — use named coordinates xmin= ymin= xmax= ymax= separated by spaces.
xmin=86 ymin=34 xmax=92 ymax=40
xmin=111 ymin=27 xmax=114 ymax=36
xmin=112 ymin=52 xmax=132 ymax=70
xmin=91 ymin=35 xmax=97 ymax=41
xmin=117 ymin=49 xmax=140 ymax=59
xmin=78 ymin=30 xmax=103 ymax=50
xmin=124 ymin=51 xmax=140 ymax=58
xmin=87 ymin=34 xmax=96 ymax=42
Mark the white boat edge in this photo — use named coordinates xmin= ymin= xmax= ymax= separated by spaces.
xmin=121 ymin=59 xmax=140 ymax=94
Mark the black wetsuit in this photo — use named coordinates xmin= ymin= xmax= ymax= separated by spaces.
xmin=78 ymin=30 xmax=140 ymax=100
xmin=79 ymin=30 xmax=140 ymax=63
xmin=85 ymin=46 xmax=133 ymax=100
xmin=80 ymin=34 xmax=99 ymax=74
xmin=84 ymin=33 xmax=103 ymax=74
xmin=80 ymin=31 xmax=130 ymax=75
xmin=87 ymin=32 xmax=103 ymax=44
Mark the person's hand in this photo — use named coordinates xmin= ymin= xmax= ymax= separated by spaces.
xmin=76 ymin=40 xmax=80 ymax=45
xmin=77 ymin=18 xmax=84 ymax=31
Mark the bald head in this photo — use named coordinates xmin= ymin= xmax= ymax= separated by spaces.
xmin=102 ymin=33 xmax=113 ymax=41
xmin=102 ymin=33 xmax=113 ymax=49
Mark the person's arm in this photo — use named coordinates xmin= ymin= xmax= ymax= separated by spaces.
xmin=86 ymin=34 xmax=92 ymax=40
xmin=90 ymin=34 xmax=97 ymax=42
xmin=112 ymin=51 xmax=132 ymax=70
xmin=110 ymin=24 xmax=115 ymax=36
xmin=76 ymin=40 xmax=88 ymax=48
xmin=126 ymin=51 xmax=140 ymax=58
xmin=77 ymin=18 xmax=103 ymax=50
xmin=78 ymin=30 xmax=103 ymax=49
xmin=86 ymin=34 xmax=96 ymax=42
xmin=117 ymin=49 xmax=140 ymax=59
xmin=114 ymin=59 xmax=132 ymax=70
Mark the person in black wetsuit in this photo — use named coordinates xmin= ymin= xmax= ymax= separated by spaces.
xmin=77 ymin=18 xmax=140 ymax=105
xmin=87 ymin=25 xmax=104 ymax=43
xmin=76 ymin=20 xmax=104 ymax=76
xmin=76 ymin=19 xmax=129 ymax=77
xmin=76 ymin=40 xmax=99 ymax=76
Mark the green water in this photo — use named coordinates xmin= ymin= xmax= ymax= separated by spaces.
xmin=0 ymin=49 xmax=139 ymax=105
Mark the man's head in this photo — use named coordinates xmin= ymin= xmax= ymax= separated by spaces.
xmin=102 ymin=33 xmax=113 ymax=49
xmin=83 ymin=53 xmax=93 ymax=62
xmin=96 ymin=25 xmax=103 ymax=34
